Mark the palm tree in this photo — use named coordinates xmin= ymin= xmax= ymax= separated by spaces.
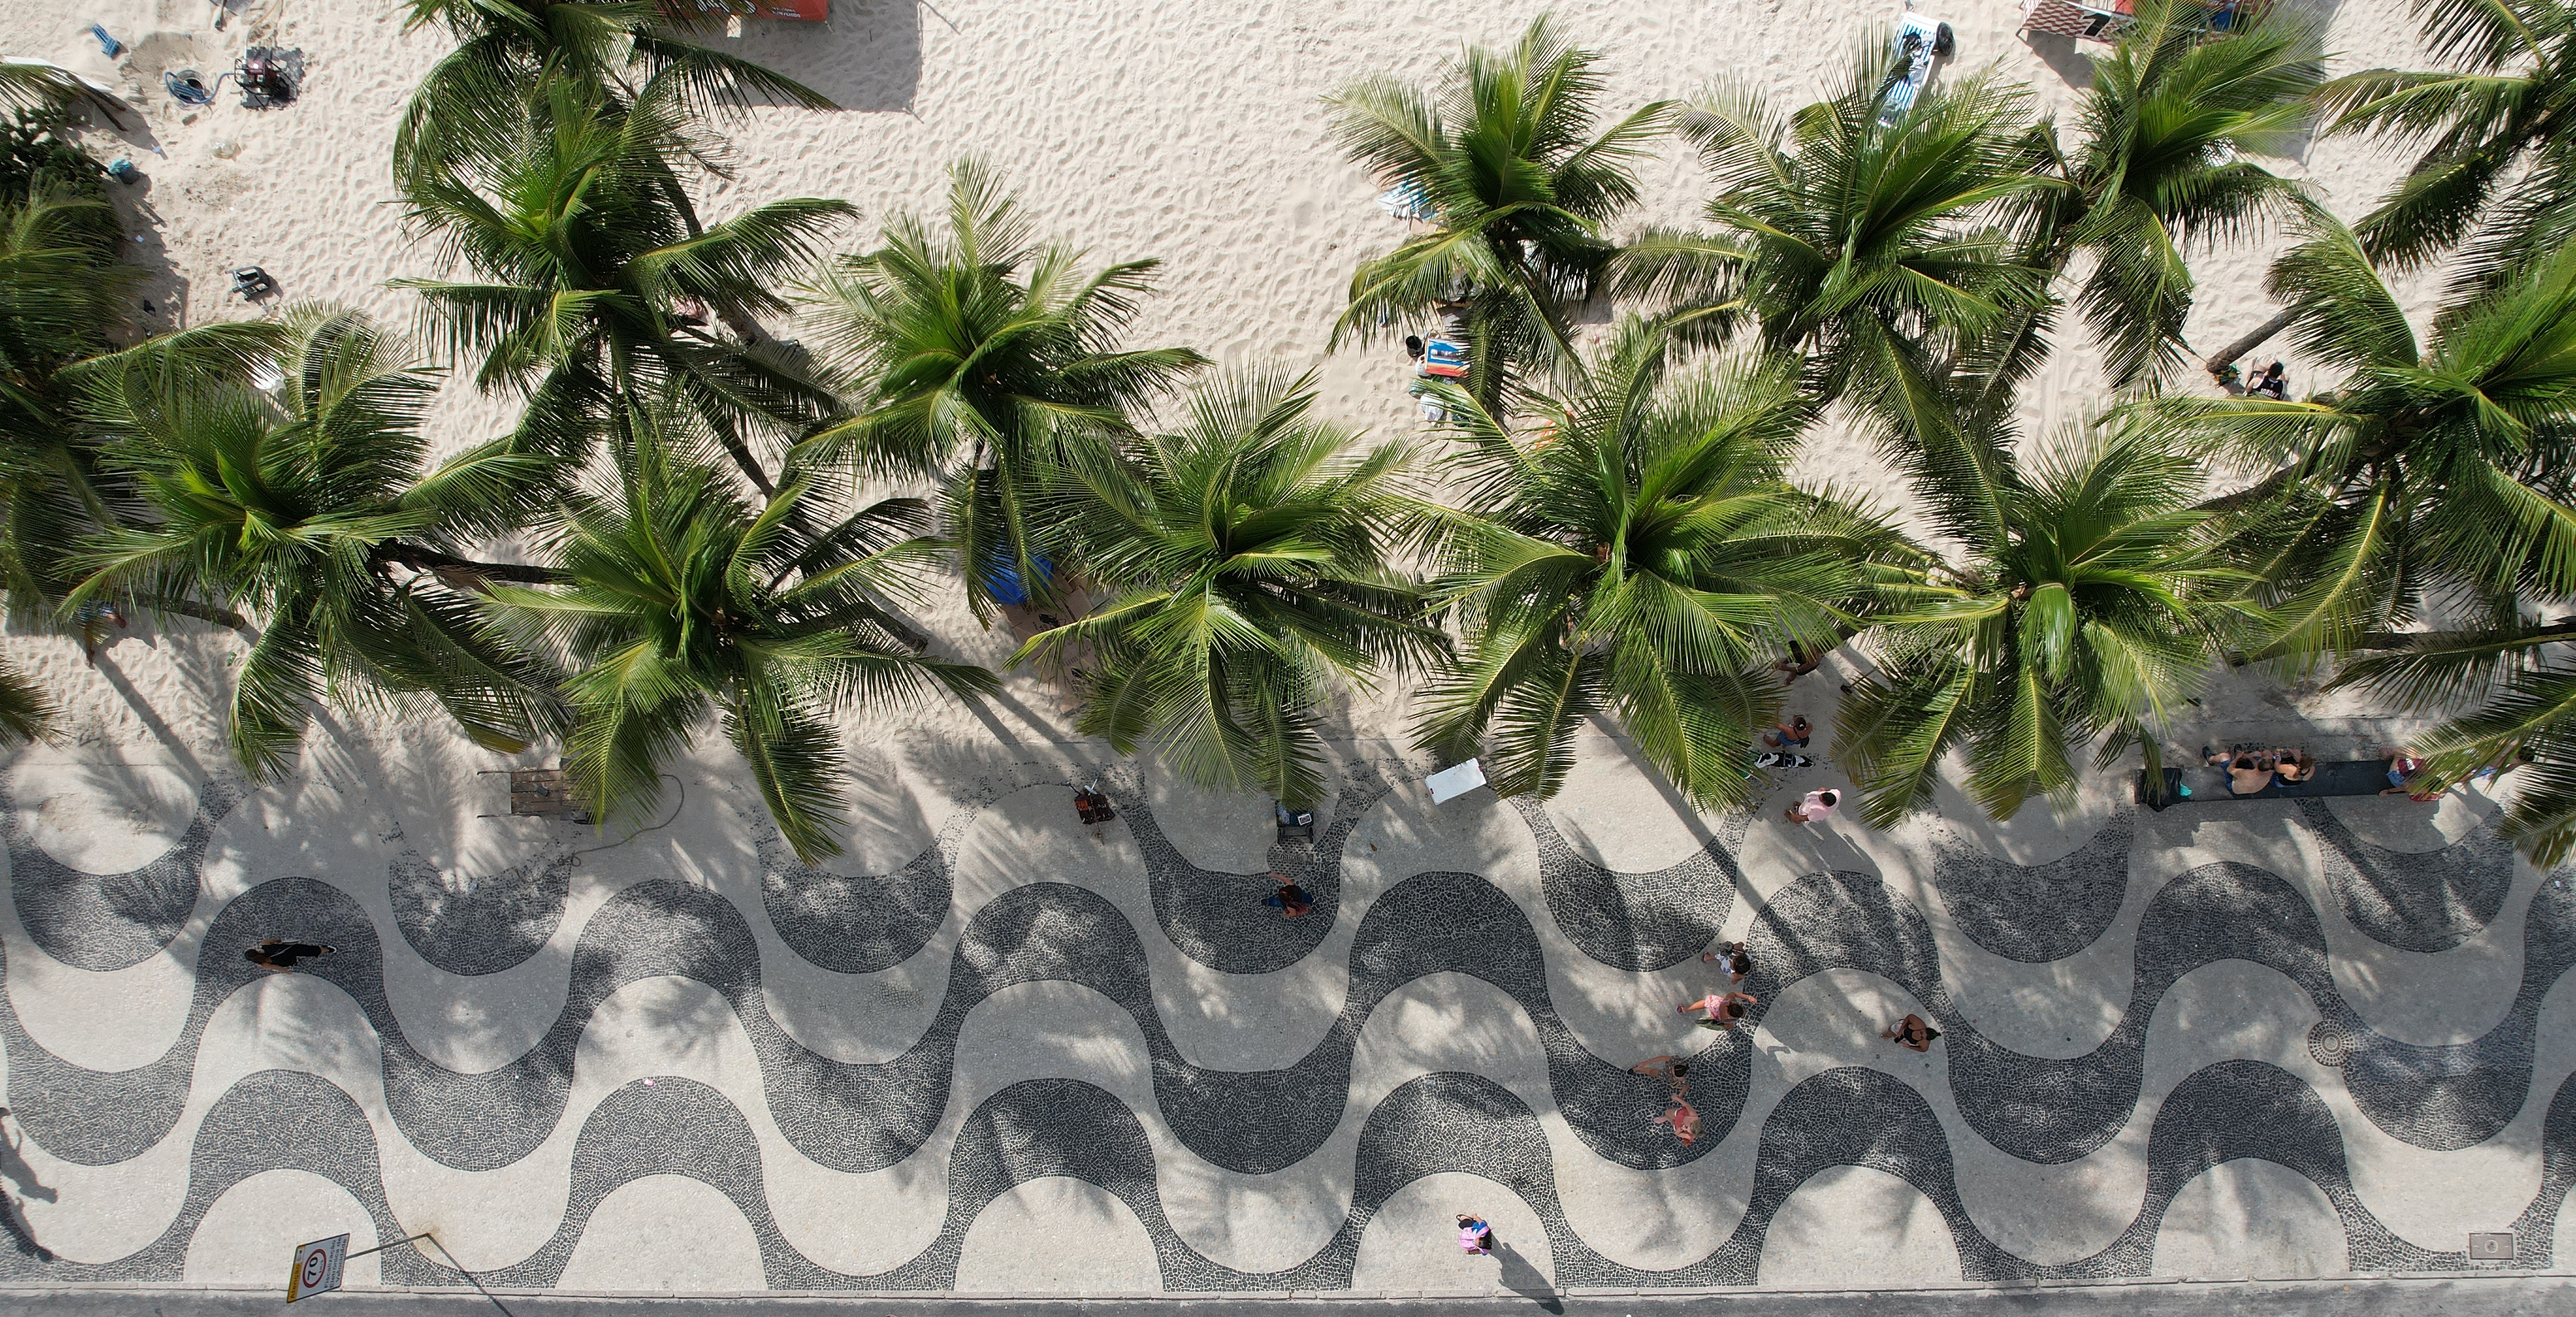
xmin=1413 ymin=319 xmax=1908 ymax=809
xmin=1990 ymin=0 xmax=2323 ymax=392
xmin=2139 ymin=220 xmax=2576 ymax=664
xmin=67 ymin=309 xmax=565 ymax=779
xmin=1837 ymin=426 xmax=2254 ymax=825
xmin=1325 ymin=14 xmax=1673 ymax=411
xmin=393 ymin=0 xmax=832 ymax=185
xmin=481 ymin=407 xmax=995 ymax=861
xmin=398 ymin=75 xmax=851 ymax=495
xmin=2326 ymin=620 xmax=2576 ymax=861
xmin=2317 ymin=0 xmax=2576 ymax=283
xmin=2 ymin=184 xmax=264 ymax=637
xmin=1616 ymin=44 xmax=2054 ymax=388
xmin=798 ymin=160 xmax=1207 ymax=621
xmin=1016 ymin=369 xmax=1442 ymax=807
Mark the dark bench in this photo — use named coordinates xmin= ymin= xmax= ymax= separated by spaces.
xmin=2137 ymin=757 xmax=2399 ymax=810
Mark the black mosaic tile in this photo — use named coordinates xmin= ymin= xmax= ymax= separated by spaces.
xmin=388 ymin=848 xmax=573 ymax=974
xmin=2298 ymin=799 xmax=2519 ymax=952
xmin=3 ymin=776 xmax=244 ymax=971
xmin=1920 ymin=808 xmax=2133 ymax=963
xmin=1510 ymin=797 xmax=1747 ymax=971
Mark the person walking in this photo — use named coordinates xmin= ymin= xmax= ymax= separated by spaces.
xmin=1679 ymin=989 xmax=1759 ymax=1029
xmin=244 ymin=939 xmax=334 ymax=973
xmin=1648 ymin=1095 xmax=1703 ymax=1144
xmin=1261 ymin=876 xmax=1315 ymax=918
xmin=1784 ymin=788 xmax=1842 ymax=825
xmin=1882 ymin=1013 xmax=1941 ymax=1052
xmin=1701 ymin=940 xmax=1753 ymax=983
xmin=1631 ymin=1055 xmax=1692 ymax=1095
xmin=1456 ymin=1213 xmax=1494 ymax=1255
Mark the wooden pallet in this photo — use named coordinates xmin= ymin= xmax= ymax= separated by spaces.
xmin=507 ymin=768 xmax=593 ymax=822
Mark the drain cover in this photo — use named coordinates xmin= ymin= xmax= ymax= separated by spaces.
xmin=2469 ymin=1232 xmax=2515 ymax=1261
xmin=2307 ymin=1018 xmax=2352 ymax=1067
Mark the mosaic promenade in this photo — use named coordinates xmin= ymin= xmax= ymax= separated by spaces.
xmin=0 ymin=744 xmax=2567 ymax=1296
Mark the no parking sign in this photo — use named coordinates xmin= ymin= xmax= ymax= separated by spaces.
xmin=285 ymin=1234 xmax=348 ymax=1303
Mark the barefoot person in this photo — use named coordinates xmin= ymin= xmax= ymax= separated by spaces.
xmin=244 ymin=939 xmax=334 ymax=974
xmin=1701 ymin=939 xmax=1753 ymax=983
xmin=1456 ymin=1213 xmax=1494 ymax=1255
xmin=1882 ymin=1013 xmax=1940 ymax=1052
xmin=1631 ymin=1055 xmax=1692 ymax=1095
xmin=1762 ymin=715 xmax=1812 ymax=750
xmin=1648 ymin=1095 xmax=1703 ymax=1144
xmin=1680 ymin=990 xmax=1759 ymax=1029
xmin=1784 ymin=788 xmax=1841 ymax=824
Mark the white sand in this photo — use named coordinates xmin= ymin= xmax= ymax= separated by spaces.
xmin=0 ymin=0 xmax=2452 ymax=804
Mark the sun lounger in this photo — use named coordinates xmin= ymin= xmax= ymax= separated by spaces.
xmin=2137 ymin=757 xmax=2403 ymax=810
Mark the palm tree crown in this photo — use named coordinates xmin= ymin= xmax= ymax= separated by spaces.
xmin=1416 ymin=319 xmax=1905 ymax=809
xmin=482 ymin=409 xmax=995 ymax=861
xmin=2144 ymin=222 xmax=2576 ymax=662
xmin=799 ymin=161 xmax=1207 ymax=621
xmin=398 ymin=76 xmax=851 ymax=494
xmin=69 ymin=309 xmax=564 ymax=778
xmin=2319 ymin=0 xmax=2576 ymax=283
xmin=394 ymin=0 xmax=832 ymax=185
xmin=1327 ymin=14 xmax=1672 ymax=410
xmin=2008 ymin=0 xmax=2323 ymax=390
xmin=1838 ymin=427 xmax=2253 ymax=824
xmin=1019 ymin=369 xmax=1441 ymax=807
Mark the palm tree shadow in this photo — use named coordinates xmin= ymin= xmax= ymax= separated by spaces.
xmin=1490 ymin=1240 xmax=1562 ymax=1312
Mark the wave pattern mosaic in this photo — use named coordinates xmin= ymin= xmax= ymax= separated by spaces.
xmin=1 ymin=757 xmax=2571 ymax=1291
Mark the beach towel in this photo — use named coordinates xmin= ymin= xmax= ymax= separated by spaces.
xmin=1423 ymin=339 xmax=1468 ymax=378
xmin=1377 ymin=179 xmax=1435 ymax=222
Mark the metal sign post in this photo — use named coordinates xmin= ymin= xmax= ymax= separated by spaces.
xmin=285 ymin=1232 xmax=432 ymax=1303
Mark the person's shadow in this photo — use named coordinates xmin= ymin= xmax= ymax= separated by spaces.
xmin=0 ymin=1114 xmax=56 ymax=1261
xmin=1492 ymin=1239 xmax=1563 ymax=1313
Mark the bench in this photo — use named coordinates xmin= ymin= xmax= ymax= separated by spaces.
xmin=2137 ymin=757 xmax=2399 ymax=810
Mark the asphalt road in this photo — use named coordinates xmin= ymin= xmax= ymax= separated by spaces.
xmin=5 ymin=1276 xmax=2571 ymax=1317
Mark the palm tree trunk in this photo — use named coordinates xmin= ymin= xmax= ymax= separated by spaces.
xmin=2203 ymin=310 xmax=2295 ymax=378
xmin=376 ymin=544 xmax=562 ymax=588
xmin=137 ymin=594 xmax=248 ymax=629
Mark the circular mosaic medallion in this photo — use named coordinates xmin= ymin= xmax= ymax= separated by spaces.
xmin=2309 ymin=1017 xmax=2353 ymax=1068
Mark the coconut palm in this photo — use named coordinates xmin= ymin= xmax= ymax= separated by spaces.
xmin=798 ymin=161 xmax=1207 ymax=621
xmin=1837 ymin=426 xmax=2255 ymax=825
xmin=67 ymin=308 xmax=565 ymax=779
xmin=483 ymin=408 xmax=993 ymax=861
xmin=0 ymin=660 xmax=52 ymax=746
xmin=2 ymin=185 xmax=268 ymax=637
xmin=1413 ymin=319 xmax=1909 ymax=809
xmin=1017 ymin=369 xmax=1442 ymax=807
xmin=2323 ymin=620 xmax=2576 ymax=857
xmin=393 ymin=0 xmax=832 ymax=185
xmin=398 ymin=75 xmax=851 ymax=495
xmin=1614 ymin=44 xmax=2055 ymax=402
xmin=2317 ymin=0 xmax=2576 ymax=284
xmin=1325 ymin=14 xmax=1673 ymax=411
xmin=2139 ymin=220 xmax=2576 ymax=664
xmin=1984 ymin=0 xmax=2323 ymax=393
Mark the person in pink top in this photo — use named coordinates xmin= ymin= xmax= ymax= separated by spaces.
xmin=1785 ymin=788 xmax=1842 ymax=824
xmin=1456 ymin=1213 xmax=1494 ymax=1254
xmin=1678 ymin=990 xmax=1759 ymax=1029
xmin=1648 ymin=1095 xmax=1702 ymax=1144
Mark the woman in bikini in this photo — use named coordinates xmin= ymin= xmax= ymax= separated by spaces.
xmin=1882 ymin=1012 xmax=1941 ymax=1051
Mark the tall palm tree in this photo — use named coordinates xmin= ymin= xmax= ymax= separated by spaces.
xmin=1325 ymin=14 xmax=1672 ymax=411
xmin=1837 ymin=426 xmax=2254 ymax=825
xmin=798 ymin=161 xmax=1207 ymax=621
xmin=398 ymin=75 xmax=851 ymax=495
xmin=1017 ymin=369 xmax=1442 ymax=807
xmin=1414 ymin=319 xmax=1908 ymax=809
xmin=2317 ymin=0 xmax=2576 ymax=284
xmin=1989 ymin=0 xmax=2323 ymax=392
xmin=1616 ymin=44 xmax=2054 ymax=384
xmin=393 ymin=0 xmax=832 ymax=185
xmin=67 ymin=309 xmax=565 ymax=779
xmin=2139 ymin=220 xmax=2576 ymax=664
xmin=2 ymin=187 xmax=263 ymax=634
xmin=2327 ymin=620 xmax=2576 ymax=861
xmin=481 ymin=407 xmax=995 ymax=861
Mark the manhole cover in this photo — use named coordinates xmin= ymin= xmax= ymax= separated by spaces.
xmin=2469 ymin=1232 xmax=2515 ymax=1261
xmin=2308 ymin=1018 xmax=2353 ymax=1067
